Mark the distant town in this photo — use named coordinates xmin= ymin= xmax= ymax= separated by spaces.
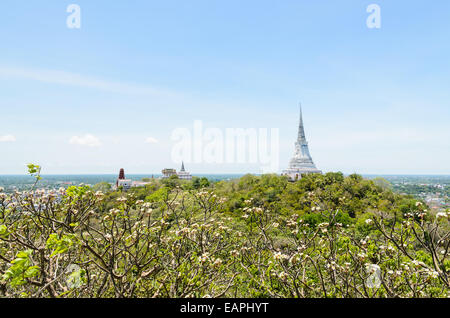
xmin=0 ymin=172 xmax=448 ymax=211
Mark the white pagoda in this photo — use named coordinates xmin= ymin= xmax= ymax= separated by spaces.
xmin=282 ymin=104 xmax=322 ymax=181
xmin=177 ymin=162 xmax=192 ymax=180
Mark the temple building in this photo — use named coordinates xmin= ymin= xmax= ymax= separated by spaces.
xmin=116 ymin=168 xmax=132 ymax=190
xmin=161 ymin=168 xmax=177 ymax=179
xmin=114 ymin=168 xmax=152 ymax=191
xmin=161 ymin=162 xmax=192 ymax=180
xmin=282 ymin=105 xmax=322 ymax=181
xmin=177 ymin=162 xmax=192 ymax=180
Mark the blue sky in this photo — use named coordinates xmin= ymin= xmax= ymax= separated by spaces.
xmin=0 ymin=0 xmax=449 ymax=174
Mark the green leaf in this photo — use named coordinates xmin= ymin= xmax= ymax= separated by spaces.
xmin=46 ymin=234 xmax=74 ymax=257
xmin=24 ymin=266 xmax=40 ymax=278
xmin=2 ymin=249 xmax=35 ymax=287
xmin=0 ymin=224 xmax=8 ymax=237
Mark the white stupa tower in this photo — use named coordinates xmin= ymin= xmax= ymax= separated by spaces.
xmin=282 ymin=104 xmax=322 ymax=180
xmin=177 ymin=161 xmax=192 ymax=180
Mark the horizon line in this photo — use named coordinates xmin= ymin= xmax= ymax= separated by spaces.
xmin=1 ymin=173 xmax=450 ymax=177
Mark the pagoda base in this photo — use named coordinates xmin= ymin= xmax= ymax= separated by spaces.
xmin=282 ymin=168 xmax=322 ymax=181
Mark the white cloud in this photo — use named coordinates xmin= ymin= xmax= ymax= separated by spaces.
xmin=145 ymin=137 xmax=159 ymax=144
xmin=69 ymin=134 xmax=102 ymax=147
xmin=0 ymin=135 xmax=16 ymax=142
xmin=0 ymin=66 xmax=174 ymax=97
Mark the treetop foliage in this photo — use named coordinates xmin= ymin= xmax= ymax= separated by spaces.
xmin=0 ymin=167 xmax=448 ymax=298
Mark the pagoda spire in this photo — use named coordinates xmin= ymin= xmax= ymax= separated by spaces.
xmin=180 ymin=161 xmax=185 ymax=172
xmin=118 ymin=168 xmax=125 ymax=180
xmin=282 ymin=103 xmax=321 ymax=180
xmin=117 ymin=168 xmax=125 ymax=187
xmin=297 ymin=103 xmax=307 ymax=143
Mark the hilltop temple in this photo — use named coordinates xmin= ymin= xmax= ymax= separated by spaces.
xmin=282 ymin=105 xmax=322 ymax=181
xmin=115 ymin=168 xmax=153 ymax=191
xmin=162 ymin=162 xmax=192 ymax=180
xmin=116 ymin=168 xmax=132 ymax=190
xmin=114 ymin=162 xmax=193 ymax=191
xmin=177 ymin=162 xmax=193 ymax=180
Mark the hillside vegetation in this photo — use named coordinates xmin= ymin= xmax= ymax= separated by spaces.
xmin=0 ymin=166 xmax=449 ymax=298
